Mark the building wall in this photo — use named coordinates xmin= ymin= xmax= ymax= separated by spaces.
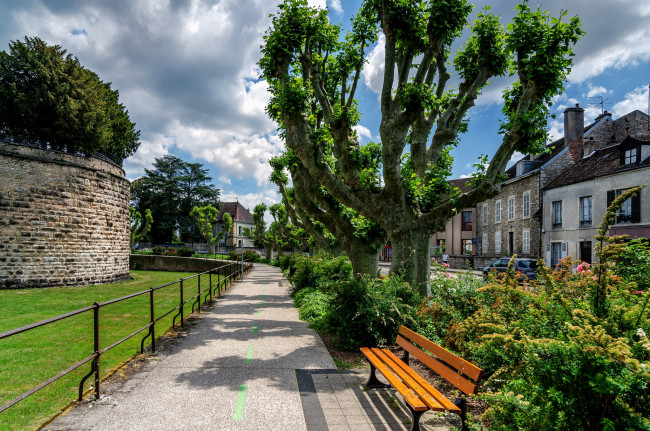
xmin=543 ymin=166 xmax=650 ymax=265
xmin=430 ymin=208 xmax=476 ymax=255
xmin=226 ymin=221 xmax=256 ymax=248
xmin=476 ymin=173 xmax=541 ymax=258
xmin=0 ymin=142 xmax=130 ymax=288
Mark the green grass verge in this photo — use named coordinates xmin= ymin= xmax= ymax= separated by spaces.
xmin=0 ymin=270 xmax=227 ymax=431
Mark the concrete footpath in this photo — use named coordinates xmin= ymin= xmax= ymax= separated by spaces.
xmin=44 ymin=264 xmax=457 ymax=431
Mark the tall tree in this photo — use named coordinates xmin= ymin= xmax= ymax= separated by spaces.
xmin=131 ymin=155 xmax=220 ymax=243
xmin=260 ymin=0 xmax=582 ymax=294
xmin=0 ymin=36 xmax=140 ymax=162
xmin=130 ymin=207 xmax=153 ymax=250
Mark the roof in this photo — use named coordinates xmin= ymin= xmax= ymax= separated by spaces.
xmin=219 ymin=201 xmax=254 ymax=223
xmin=544 ymin=136 xmax=650 ymax=190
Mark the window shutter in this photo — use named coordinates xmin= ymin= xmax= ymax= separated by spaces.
xmin=631 ymin=193 xmax=641 ymax=223
xmin=606 ymin=190 xmax=615 ymax=209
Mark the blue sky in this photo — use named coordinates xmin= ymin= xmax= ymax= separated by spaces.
xmin=1 ymin=0 xmax=649 ymax=213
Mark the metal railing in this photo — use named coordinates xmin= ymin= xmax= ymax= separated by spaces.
xmin=0 ymin=259 xmax=254 ymax=414
xmin=0 ymin=133 xmax=122 ymax=167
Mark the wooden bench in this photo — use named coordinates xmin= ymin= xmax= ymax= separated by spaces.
xmin=360 ymin=326 xmax=483 ymax=431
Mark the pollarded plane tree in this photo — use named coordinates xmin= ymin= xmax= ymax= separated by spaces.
xmin=260 ymin=0 xmax=582 ymax=294
xmin=271 ymin=152 xmax=386 ymax=277
xmin=249 ymin=203 xmax=306 ymax=259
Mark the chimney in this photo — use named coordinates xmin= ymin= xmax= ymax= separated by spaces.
xmin=564 ymin=103 xmax=584 ymax=147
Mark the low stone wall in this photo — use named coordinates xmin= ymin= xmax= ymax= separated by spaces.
xmin=130 ymin=254 xmax=243 ymax=273
xmin=431 ymin=255 xmax=498 ymax=270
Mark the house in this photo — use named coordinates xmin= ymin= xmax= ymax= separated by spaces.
xmin=216 ymin=201 xmax=256 ymax=249
xmin=475 ymin=106 xmax=650 ymax=262
xmin=430 ymin=178 xmax=477 ymax=256
xmin=542 ymin=135 xmax=650 ymax=266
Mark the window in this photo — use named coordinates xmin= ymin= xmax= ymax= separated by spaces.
xmin=482 ymin=233 xmax=488 ymax=254
xmin=495 ymin=200 xmax=502 ymax=223
xmin=523 ymin=192 xmax=530 ymax=218
xmin=580 ymin=196 xmax=592 ymax=227
xmin=495 ymin=231 xmax=501 ymax=254
xmin=508 ymin=196 xmax=515 ymax=220
xmin=483 ymin=204 xmax=488 ymax=226
xmin=608 ymin=188 xmax=641 ymax=224
xmin=462 ymin=211 xmax=473 ymax=231
xmin=238 ymin=240 xmax=242 ymax=248
xmin=552 ymin=201 xmax=562 ymax=228
xmin=624 ymin=148 xmax=637 ymax=165
xmin=580 ymin=241 xmax=592 ymax=264
xmin=238 ymin=226 xmax=242 ymax=234
xmin=522 ymin=229 xmax=530 ymax=253
xmin=462 ymin=239 xmax=473 ymax=254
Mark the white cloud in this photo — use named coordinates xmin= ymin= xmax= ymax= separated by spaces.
xmin=123 ymin=135 xmax=172 ymax=180
xmin=328 ymin=0 xmax=343 ymax=14
xmin=363 ymin=34 xmax=386 ymax=95
xmin=611 ymin=85 xmax=649 ymax=118
xmin=587 ymin=86 xmax=609 ymax=98
xmin=508 ymin=151 xmax=524 ymax=166
xmin=353 ymin=124 xmax=372 ymax=141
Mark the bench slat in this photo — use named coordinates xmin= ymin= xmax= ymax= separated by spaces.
xmin=399 ymin=326 xmax=483 ymax=382
xmin=380 ymin=349 xmax=461 ymax=414
xmin=397 ymin=336 xmax=479 ymax=395
xmin=360 ymin=347 xmax=428 ymax=411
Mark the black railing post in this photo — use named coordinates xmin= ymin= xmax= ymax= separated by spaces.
xmin=209 ymin=270 xmax=213 ymax=300
xmin=149 ymin=288 xmax=155 ymax=353
xmin=197 ymin=274 xmax=201 ymax=313
xmin=180 ymin=279 xmax=184 ymax=327
xmin=93 ymin=302 xmax=100 ymax=400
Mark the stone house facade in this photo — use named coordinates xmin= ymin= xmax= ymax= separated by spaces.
xmin=216 ymin=201 xmax=255 ymax=249
xmin=475 ymin=106 xmax=650 ymax=263
xmin=430 ymin=179 xmax=477 ymax=255
xmin=543 ymin=135 xmax=650 ymax=266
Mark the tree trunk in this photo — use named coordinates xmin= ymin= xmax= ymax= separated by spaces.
xmin=389 ymin=227 xmax=431 ymax=296
xmin=345 ymin=238 xmax=380 ymax=279
xmin=209 ymin=243 xmax=216 ymax=255
xmin=265 ymin=245 xmax=273 ymax=261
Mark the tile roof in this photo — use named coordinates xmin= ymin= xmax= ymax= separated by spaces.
xmin=544 ymin=136 xmax=650 ymax=190
xmin=219 ymin=201 xmax=254 ymax=223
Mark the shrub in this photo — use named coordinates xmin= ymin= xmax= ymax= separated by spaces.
xmin=326 ymin=276 xmax=421 ymax=350
xmin=286 ymin=254 xmax=352 ymax=296
xmin=228 ymin=250 xmax=261 ymax=262
xmin=295 ymin=287 xmax=332 ymax=332
xmin=177 ymin=247 xmax=194 ymax=257
xmin=162 ymin=247 xmax=178 ymax=256
xmin=151 ymin=246 xmax=164 ymax=255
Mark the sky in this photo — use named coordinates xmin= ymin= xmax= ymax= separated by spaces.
xmin=1 ymin=0 xmax=649 ymax=214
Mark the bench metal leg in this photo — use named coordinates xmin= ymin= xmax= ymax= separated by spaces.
xmin=400 ymin=350 xmax=410 ymax=365
xmin=364 ymin=363 xmax=390 ymax=389
xmin=406 ymin=406 xmax=425 ymax=431
xmin=453 ymin=396 xmax=468 ymax=431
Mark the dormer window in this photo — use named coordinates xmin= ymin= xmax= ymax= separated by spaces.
xmin=624 ymin=148 xmax=637 ymax=165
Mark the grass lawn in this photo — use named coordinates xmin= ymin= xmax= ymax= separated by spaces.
xmin=0 ymin=270 xmax=227 ymax=431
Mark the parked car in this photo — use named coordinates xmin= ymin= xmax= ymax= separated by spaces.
xmin=483 ymin=257 xmax=538 ymax=280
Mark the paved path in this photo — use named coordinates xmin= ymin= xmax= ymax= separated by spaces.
xmin=45 ymin=264 xmax=457 ymax=431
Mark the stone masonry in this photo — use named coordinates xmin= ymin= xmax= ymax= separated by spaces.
xmin=0 ymin=142 xmax=130 ymax=288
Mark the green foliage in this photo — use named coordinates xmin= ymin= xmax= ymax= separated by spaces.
xmin=131 ymin=155 xmax=220 ymax=243
xmin=176 ymin=247 xmax=194 ymax=257
xmin=616 ymin=238 xmax=650 ymax=293
xmin=295 ymin=287 xmax=332 ymax=331
xmin=190 ymin=205 xmax=230 ymax=253
xmin=0 ymin=36 xmax=140 ymax=161
xmin=151 ymin=246 xmax=164 ymax=255
xmin=327 ymin=276 xmax=421 ymax=350
xmin=130 ymin=207 xmax=153 ymax=250
xmin=227 ymin=250 xmax=260 ymax=263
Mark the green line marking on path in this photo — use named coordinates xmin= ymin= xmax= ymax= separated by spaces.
xmin=252 ymin=324 xmax=258 ymax=335
xmin=259 ymin=301 xmax=263 ymax=306
xmin=260 ymin=294 xmax=264 ymax=299
xmin=256 ymin=310 xmax=261 ymax=316
xmin=233 ymin=384 xmax=247 ymax=421
xmin=246 ymin=346 xmax=254 ymax=364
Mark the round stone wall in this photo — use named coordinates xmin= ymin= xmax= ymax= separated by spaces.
xmin=0 ymin=141 xmax=131 ymax=288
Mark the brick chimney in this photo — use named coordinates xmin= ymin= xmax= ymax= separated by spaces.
xmin=564 ymin=103 xmax=584 ymax=147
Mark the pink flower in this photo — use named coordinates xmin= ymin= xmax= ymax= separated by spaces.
xmin=633 ymin=290 xmax=644 ymax=295
xmin=577 ymin=262 xmax=590 ymax=273
xmin=442 ymin=263 xmax=450 ymax=268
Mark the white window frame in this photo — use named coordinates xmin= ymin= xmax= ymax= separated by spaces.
xmin=482 ymin=233 xmax=488 ymax=254
xmin=522 ymin=191 xmax=530 ymax=219
xmin=522 ymin=229 xmax=530 ymax=253
xmin=624 ymin=148 xmax=637 ymax=165
xmin=483 ymin=203 xmax=488 ymax=226
xmin=508 ymin=196 xmax=515 ymax=221
xmin=495 ymin=200 xmax=502 ymax=223
xmin=495 ymin=230 xmax=501 ymax=254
